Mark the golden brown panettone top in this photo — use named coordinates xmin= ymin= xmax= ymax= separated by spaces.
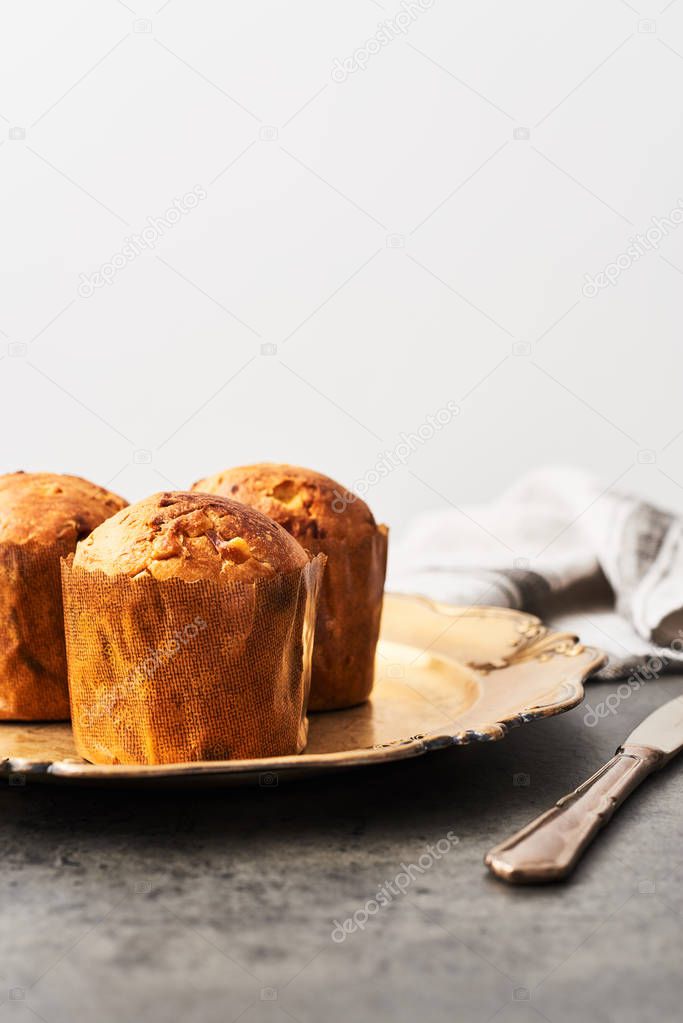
xmin=192 ymin=464 xmax=376 ymax=543
xmin=73 ymin=490 xmax=308 ymax=582
xmin=0 ymin=472 xmax=127 ymax=547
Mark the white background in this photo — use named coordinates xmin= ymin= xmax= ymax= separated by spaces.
xmin=2 ymin=0 xmax=683 ymax=540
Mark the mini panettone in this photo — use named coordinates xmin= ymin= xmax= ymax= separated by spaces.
xmin=192 ymin=465 xmax=388 ymax=710
xmin=62 ymin=491 xmax=324 ymax=765
xmin=0 ymin=471 xmax=127 ymax=720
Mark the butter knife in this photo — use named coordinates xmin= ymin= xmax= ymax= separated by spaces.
xmin=485 ymin=693 xmax=683 ymax=883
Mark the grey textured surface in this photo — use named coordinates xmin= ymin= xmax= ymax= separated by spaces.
xmin=2 ymin=674 xmax=683 ymax=1023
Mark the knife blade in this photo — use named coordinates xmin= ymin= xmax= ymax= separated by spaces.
xmin=625 ymin=694 xmax=683 ymax=754
xmin=485 ymin=693 xmax=683 ymax=883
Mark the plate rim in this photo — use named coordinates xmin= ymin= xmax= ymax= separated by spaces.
xmin=1 ymin=594 xmax=607 ymax=784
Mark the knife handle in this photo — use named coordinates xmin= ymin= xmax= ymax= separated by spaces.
xmin=485 ymin=744 xmax=664 ymax=883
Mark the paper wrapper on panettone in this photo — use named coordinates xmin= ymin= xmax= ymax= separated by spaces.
xmin=0 ymin=541 xmax=73 ymax=719
xmin=305 ymin=526 xmax=388 ymax=711
xmin=61 ymin=554 xmax=325 ymax=765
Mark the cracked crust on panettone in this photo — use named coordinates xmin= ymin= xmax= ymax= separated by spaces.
xmin=0 ymin=472 xmax=126 ymax=547
xmin=73 ymin=490 xmax=308 ymax=582
xmin=192 ymin=463 xmax=377 ymax=543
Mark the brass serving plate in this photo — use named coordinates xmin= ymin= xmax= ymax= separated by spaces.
xmin=0 ymin=595 xmax=606 ymax=786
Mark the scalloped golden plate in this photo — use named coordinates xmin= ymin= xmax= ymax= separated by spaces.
xmin=0 ymin=594 xmax=606 ymax=786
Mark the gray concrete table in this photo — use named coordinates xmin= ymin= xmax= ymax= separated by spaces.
xmin=2 ymin=674 xmax=682 ymax=1023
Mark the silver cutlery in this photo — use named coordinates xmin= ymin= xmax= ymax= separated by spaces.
xmin=485 ymin=694 xmax=683 ymax=883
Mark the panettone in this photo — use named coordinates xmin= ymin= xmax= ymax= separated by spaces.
xmin=192 ymin=465 xmax=388 ymax=710
xmin=73 ymin=490 xmax=308 ymax=580
xmin=63 ymin=491 xmax=324 ymax=764
xmin=0 ymin=471 xmax=126 ymax=720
